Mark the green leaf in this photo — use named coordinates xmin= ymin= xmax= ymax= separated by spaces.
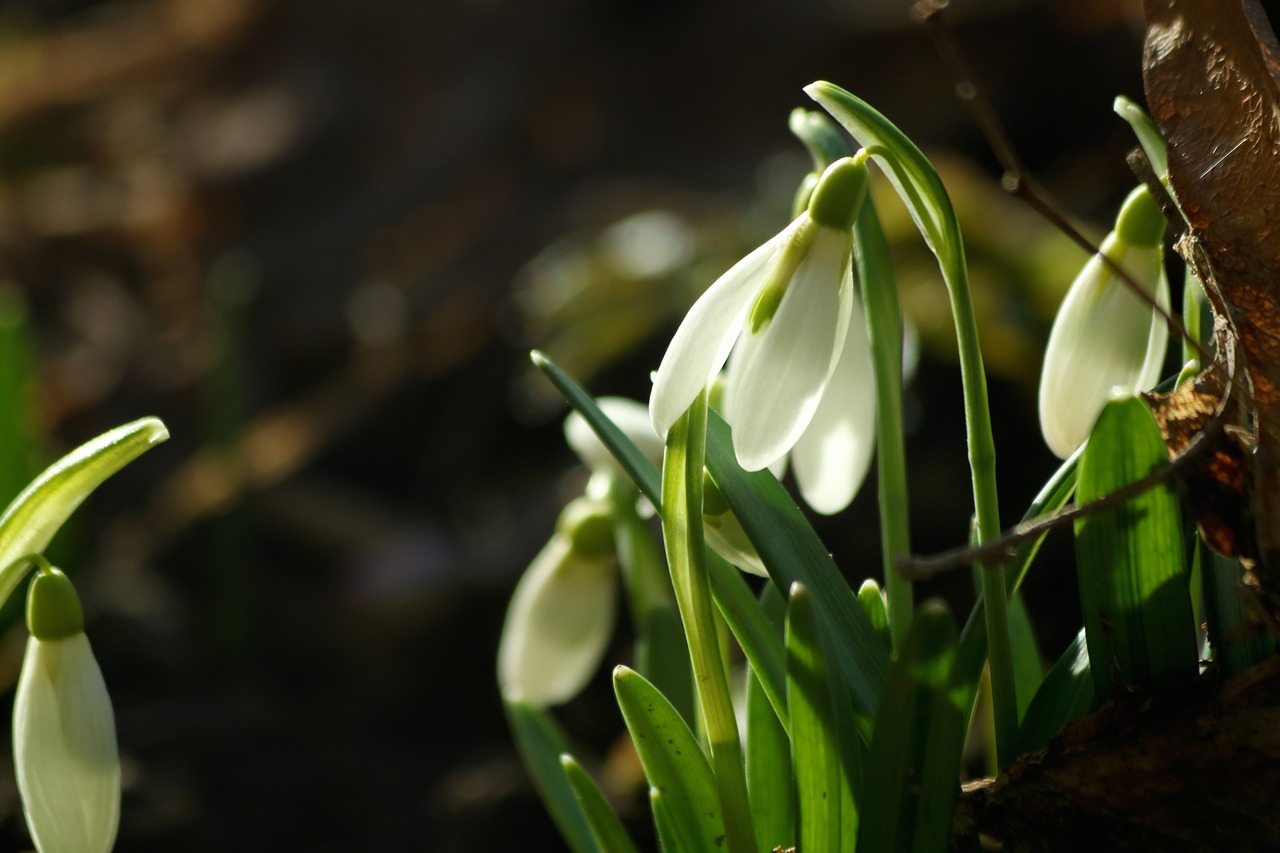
xmin=1007 ymin=591 xmax=1043 ymax=721
xmin=1201 ymin=544 xmax=1275 ymax=675
xmin=1075 ymin=395 xmax=1197 ymax=698
xmin=531 ymin=351 xmax=660 ymax=502
xmin=858 ymin=601 xmax=964 ymax=853
xmin=857 ymin=579 xmax=892 ymax=656
xmin=504 ymin=700 xmax=601 ymax=853
xmin=704 ymin=410 xmax=888 ymax=728
xmin=661 ymin=397 xmax=756 ymax=853
xmin=610 ymin=479 xmax=694 ymax=725
xmin=562 ymin=755 xmax=640 ymax=853
xmin=614 ymin=666 xmax=725 ymax=852
xmin=533 ymin=352 xmax=783 ymax=734
xmin=1113 ymin=95 xmax=1169 ymax=178
xmin=708 ymin=549 xmax=788 ymax=733
xmin=807 ymin=78 xmax=1014 ymax=764
xmin=1018 ymin=629 xmax=1095 ymax=755
xmin=745 ymin=647 xmax=796 ymax=852
xmin=955 ymin=449 xmax=1080 ymax=705
xmin=787 ymin=582 xmax=857 ymax=852
xmin=0 ymin=417 xmax=169 ymax=609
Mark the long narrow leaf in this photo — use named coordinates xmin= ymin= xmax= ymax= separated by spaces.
xmin=858 ymin=601 xmax=962 ymax=852
xmin=504 ymin=700 xmax=601 ymax=853
xmin=954 ymin=450 xmax=1079 ymax=703
xmin=708 ymin=549 xmax=788 ymax=732
xmin=661 ymin=398 xmax=756 ymax=852
xmin=807 ymin=78 xmax=1014 ymax=763
xmin=562 ymin=755 xmax=640 ymax=853
xmin=532 ymin=351 xmax=660 ymax=502
xmin=614 ymin=666 xmax=724 ymax=852
xmin=1075 ymin=395 xmax=1196 ymax=698
xmin=0 ymin=417 xmax=169 ymax=608
xmin=745 ymin=654 xmax=795 ymax=852
xmin=1018 ymin=629 xmax=1095 ymax=755
xmin=1007 ymin=591 xmax=1043 ymax=721
xmin=704 ymin=410 xmax=888 ymax=728
xmin=787 ymin=582 xmax=855 ymax=852
xmin=1203 ymin=547 xmax=1274 ymax=675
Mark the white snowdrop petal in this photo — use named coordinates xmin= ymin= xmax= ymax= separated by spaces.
xmin=792 ymin=293 xmax=877 ymax=514
xmin=649 ymin=227 xmax=793 ymax=439
xmin=730 ymin=228 xmax=851 ymax=471
xmin=565 ymin=397 xmax=663 ymax=477
xmin=14 ymin=634 xmax=120 ymax=853
xmin=497 ymin=536 xmax=618 ymax=707
xmin=1039 ymin=241 xmax=1166 ymax=458
xmin=704 ymin=513 xmax=769 ymax=577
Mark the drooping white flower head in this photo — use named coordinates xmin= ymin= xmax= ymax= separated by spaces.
xmin=649 ymin=154 xmax=875 ymax=514
xmin=497 ymin=497 xmax=618 ymax=707
xmin=1039 ymin=185 xmax=1170 ymax=459
xmin=649 ymin=158 xmax=868 ymax=463
xmin=14 ymin=568 xmax=120 ymax=853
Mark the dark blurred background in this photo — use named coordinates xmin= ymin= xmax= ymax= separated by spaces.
xmin=0 ymin=0 xmax=1154 ymax=849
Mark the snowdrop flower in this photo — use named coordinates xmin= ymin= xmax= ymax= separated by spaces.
xmin=650 ymin=155 xmax=875 ymax=514
xmin=498 ymin=497 xmax=617 ymax=707
xmin=564 ymin=396 xmax=664 ymax=496
xmin=14 ymin=567 xmax=120 ymax=853
xmin=1039 ymin=185 xmax=1169 ymax=458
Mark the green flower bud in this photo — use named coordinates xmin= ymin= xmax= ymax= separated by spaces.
xmin=27 ymin=568 xmax=84 ymax=641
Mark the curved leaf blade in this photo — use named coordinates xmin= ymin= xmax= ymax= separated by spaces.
xmin=613 ymin=666 xmax=724 ymax=852
xmin=0 ymin=417 xmax=169 ymax=607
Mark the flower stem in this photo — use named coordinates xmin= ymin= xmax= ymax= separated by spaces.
xmin=854 ymin=197 xmax=914 ymax=652
xmin=805 ymin=80 xmax=1015 ymax=766
xmin=661 ymin=392 xmax=756 ymax=853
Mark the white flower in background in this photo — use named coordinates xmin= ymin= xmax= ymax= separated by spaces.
xmin=498 ymin=497 xmax=617 ymax=707
xmin=649 ymin=155 xmax=875 ymax=514
xmin=564 ymin=396 xmax=665 ymax=494
xmin=1039 ymin=185 xmax=1170 ymax=459
xmin=14 ymin=567 xmax=120 ymax=853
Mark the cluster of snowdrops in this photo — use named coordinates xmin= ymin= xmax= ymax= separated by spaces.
xmin=496 ymin=82 xmax=1254 ymax=852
